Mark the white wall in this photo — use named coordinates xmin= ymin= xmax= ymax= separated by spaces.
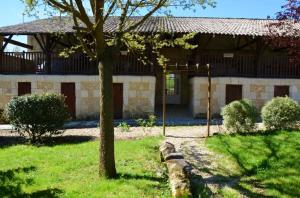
xmin=190 ymin=77 xmax=300 ymax=117
xmin=0 ymin=75 xmax=156 ymax=119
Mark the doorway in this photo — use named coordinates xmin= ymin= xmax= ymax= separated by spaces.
xmin=166 ymin=73 xmax=181 ymax=104
xmin=61 ymin=82 xmax=76 ymax=119
xmin=113 ymin=83 xmax=123 ymax=119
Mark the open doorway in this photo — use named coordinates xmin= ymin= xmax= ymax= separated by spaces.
xmin=155 ymin=71 xmax=192 ymax=120
xmin=166 ymin=73 xmax=181 ymax=104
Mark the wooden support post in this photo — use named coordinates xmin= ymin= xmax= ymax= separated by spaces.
xmin=162 ymin=68 xmax=167 ymax=136
xmin=207 ymin=64 xmax=211 ymax=137
xmin=34 ymin=34 xmax=56 ymax=74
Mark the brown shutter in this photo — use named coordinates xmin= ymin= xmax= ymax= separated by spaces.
xmin=226 ymin=84 xmax=243 ymax=104
xmin=61 ymin=83 xmax=76 ymax=119
xmin=274 ymin=86 xmax=289 ymax=97
xmin=18 ymin=82 xmax=31 ymax=96
xmin=113 ymin=83 xmax=123 ymax=119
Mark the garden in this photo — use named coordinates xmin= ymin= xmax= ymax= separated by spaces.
xmin=1 ymin=94 xmax=300 ymax=198
xmin=0 ymin=94 xmax=170 ymax=197
xmin=205 ymin=130 xmax=300 ymax=197
xmin=195 ymin=97 xmax=300 ymax=197
xmin=0 ymin=137 xmax=170 ymax=198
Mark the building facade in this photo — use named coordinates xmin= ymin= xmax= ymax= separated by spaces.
xmin=0 ymin=17 xmax=299 ymax=119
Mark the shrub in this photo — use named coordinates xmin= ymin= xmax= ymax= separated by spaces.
xmin=261 ymin=97 xmax=300 ymax=130
xmin=221 ymin=99 xmax=258 ymax=133
xmin=5 ymin=93 xmax=70 ymax=143
xmin=147 ymin=115 xmax=157 ymax=127
xmin=0 ymin=109 xmax=8 ymax=124
xmin=118 ymin=122 xmax=131 ymax=132
xmin=135 ymin=114 xmax=157 ymax=132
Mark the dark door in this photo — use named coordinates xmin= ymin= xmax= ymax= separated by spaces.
xmin=274 ymin=86 xmax=289 ymax=97
xmin=113 ymin=83 xmax=123 ymax=119
xmin=61 ymin=83 xmax=76 ymax=119
xmin=18 ymin=82 xmax=31 ymax=96
xmin=226 ymin=84 xmax=243 ymax=104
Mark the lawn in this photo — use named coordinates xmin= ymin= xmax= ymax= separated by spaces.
xmin=205 ymin=131 xmax=300 ymax=198
xmin=0 ymin=137 xmax=170 ymax=198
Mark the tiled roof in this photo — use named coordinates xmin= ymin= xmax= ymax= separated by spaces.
xmin=0 ymin=16 xmax=289 ymax=36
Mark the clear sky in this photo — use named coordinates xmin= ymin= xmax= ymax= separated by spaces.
xmin=0 ymin=0 xmax=287 ymax=50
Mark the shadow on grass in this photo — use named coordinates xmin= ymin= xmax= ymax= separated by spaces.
xmin=189 ymin=167 xmax=214 ymax=197
xmin=166 ymin=135 xmax=203 ymax=139
xmin=0 ymin=166 xmax=63 ymax=198
xmin=0 ymin=136 xmax=27 ymax=148
xmin=0 ymin=135 xmax=96 ymax=148
xmin=116 ymin=172 xmax=168 ymax=183
xmin=205 ymin=132 xmax=300 ymax=197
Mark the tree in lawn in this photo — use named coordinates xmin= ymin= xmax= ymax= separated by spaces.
xmin=268 ymin=0 xmax=300 ymax=61
xmin=23 ymin=0 xmax=216 ymax=178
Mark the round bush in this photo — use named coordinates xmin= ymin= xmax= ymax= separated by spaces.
xmin=5 ymin=93 xmax=70 ymax=143
xmin=0 ymin=109 xmax=8 ymax=124
xmin=221 ymin=99 xmax=258 ymax=133
xmin=261 ymin=97 xmax=300 ymax=130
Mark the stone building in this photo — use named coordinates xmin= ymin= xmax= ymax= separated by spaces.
xmin=0 ymin=17 xmax=299 ymax=119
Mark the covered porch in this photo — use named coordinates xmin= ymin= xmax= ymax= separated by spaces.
xmin=0 ymin=51 xmax=299 ymax=78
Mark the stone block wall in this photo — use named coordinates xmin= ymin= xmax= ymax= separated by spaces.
xmin=0 ymin=75 xmax=156 ymax=119
xmin=190 ymin=77 xmax=300 ymax=117
xmin=124 ymin=78 xmax=155 ymax=118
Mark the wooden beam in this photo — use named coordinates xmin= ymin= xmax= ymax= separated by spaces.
xmin=236 ymin=38 xmax=257 ymax=50
xmin=203 ymin=35 xmax=213 ymax=49
xmin=3 ymin=38 xmax=33 ymax=50
xmin=1 ymin=35 xmax=13 ymax=51
xmin=55 ymin=40 xmax=71 ymax=48
xmin=40 ymin=34 xmax=47 ymax=49
xmin=33 ymin=34 xmax=46 ymax=52
xmin=207 ymin=64 xmax=211 ymax=137
xmin=162 ymin=69 xmax=166 ymax=136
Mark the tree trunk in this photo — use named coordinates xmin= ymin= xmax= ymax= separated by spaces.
xmin=98 ymin=51 xmax=117 ymax=178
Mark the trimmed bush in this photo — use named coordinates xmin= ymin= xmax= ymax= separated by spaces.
xmin=261 ymin=97 xmax=300 ymax=130
xmin=5 ymin=93 xmax=70 ymax=143
xmin=0 ymin=109 xmax=8 ymax=124
xmin=221 ymin=99 xmax=258 ymax=133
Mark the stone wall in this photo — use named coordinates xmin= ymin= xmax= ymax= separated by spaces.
xmin=190 ymin=77 xmax=300 ymax=117
xmin=0 ymin=75 xmax=156 ymax=119
xmin=125 ymin=79 xmax=155 ymax=118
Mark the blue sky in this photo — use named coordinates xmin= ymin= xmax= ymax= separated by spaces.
xmin=0 ymin=0 xmax=286 ymax=50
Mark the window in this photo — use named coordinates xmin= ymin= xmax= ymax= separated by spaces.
xmin=274 ymin=86 xmax=289 ymax=97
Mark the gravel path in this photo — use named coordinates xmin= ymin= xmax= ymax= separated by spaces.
xmin=0 ymin=124 xmax=224 ymax=140
xmin=0 ymin=124 xmax=225 ymax=147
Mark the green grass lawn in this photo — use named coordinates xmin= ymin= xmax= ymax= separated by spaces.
xmin=0 ymin=137 xmax=170 ymax=198
xmin=206 ymin=131 xmax=300 ymax=198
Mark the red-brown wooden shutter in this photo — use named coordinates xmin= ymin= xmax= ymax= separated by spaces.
xmin=113 ymin=83 xmax=123 ymax=119
xmin=226 ymin=84 xmax=243 ymax=104
xmin=61 ymin=83 xmax=76 ymax=119
xmin=18 ymin=82 xmax=31 ymax=96
xmin=274 ymin=85 xmax=289 ymax=97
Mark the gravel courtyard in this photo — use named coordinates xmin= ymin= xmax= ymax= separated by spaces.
xmin=0 ymin=125 xmax=224 ymax=141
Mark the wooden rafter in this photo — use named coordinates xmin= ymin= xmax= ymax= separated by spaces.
xmin=1 ymin=35 xmax=13 ymax=51
xmin=3 ymin=38 xmax=33 ymax=50
xmin=34 ymin=34 xmax=46 ymax=52
xmin=236 ymin=37 xmax=257 ymax=50
xmin=203 ymin=35 xmax=214 ymax=50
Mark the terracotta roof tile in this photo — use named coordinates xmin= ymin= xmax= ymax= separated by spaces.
xmin=0 ymin=16 xmax=288 ymax=36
